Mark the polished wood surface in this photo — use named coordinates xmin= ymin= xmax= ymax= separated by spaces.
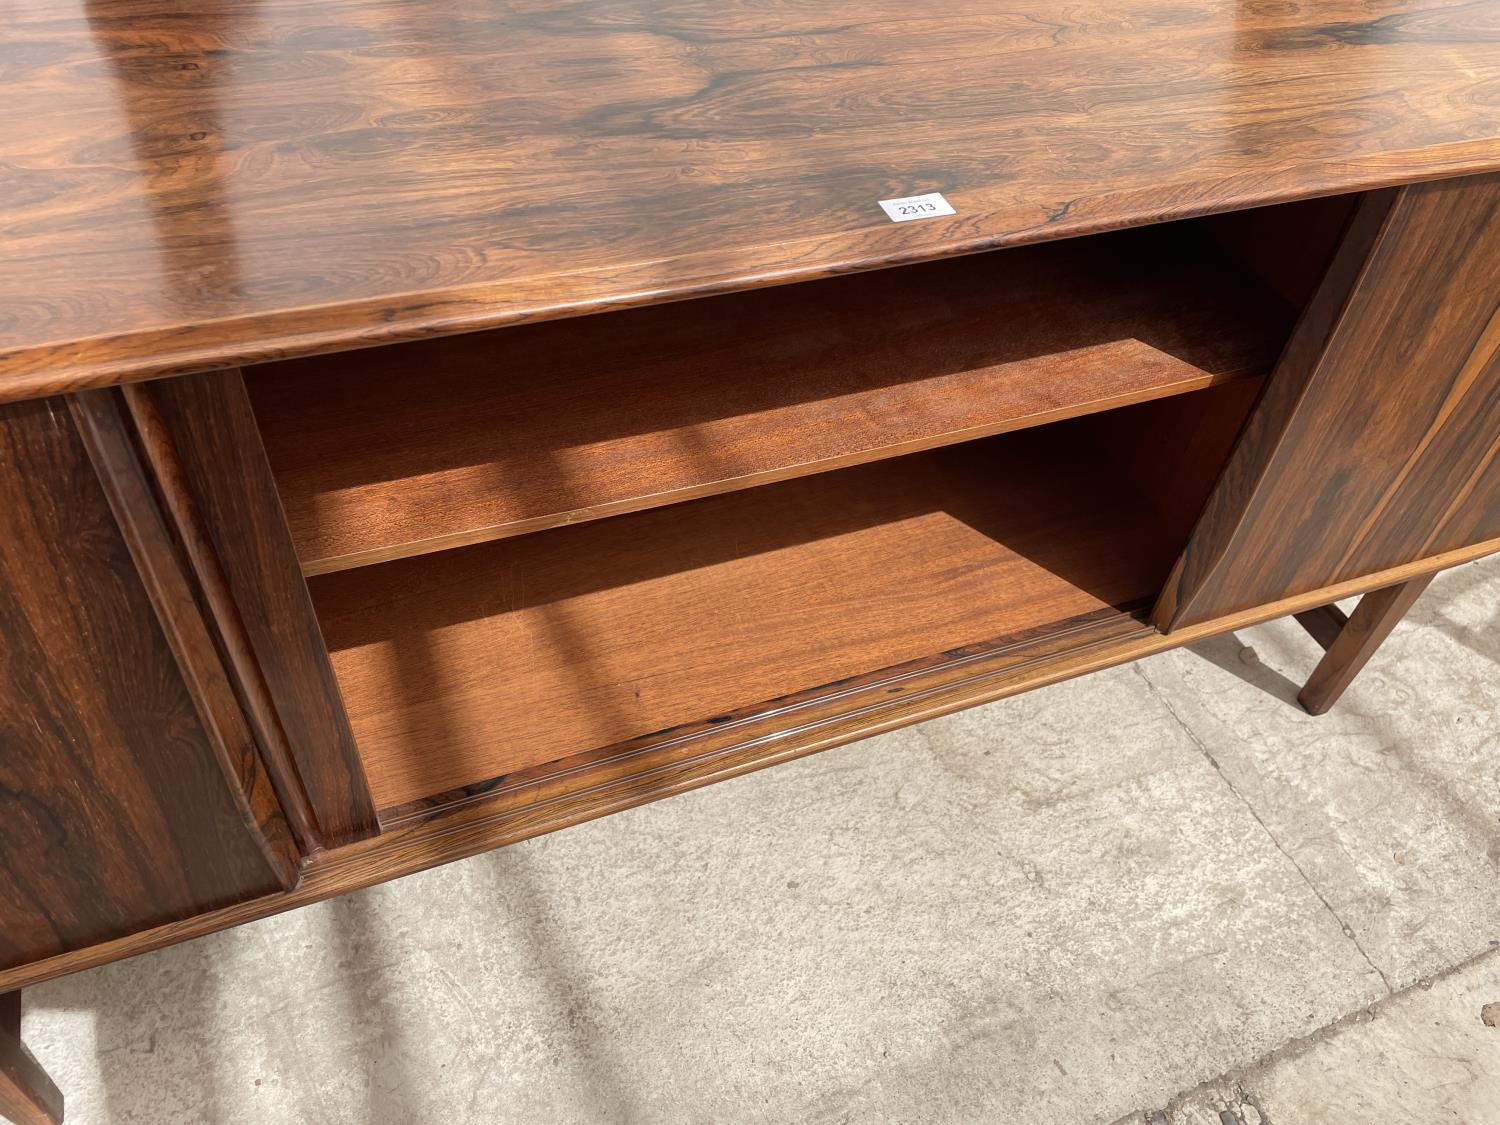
xmin=137 ymin=372 xmax=380 ymax=847
xmin=4 ymin=0 xmax=1500 ymax=399
xmin=120 ymin=383 xmax=322 ymax=852
xmin=7 ymin=531 xmax=1497 ymax=999
xmin=248 ymin=224 xmax=1287 ymax=574
xmin=1 ymin=0 xmax=1498 ymax=1046
xmin=1298 ymin=575 xmax=1435 ymax=714
xmin=311 ymin=393 xmax=1246 ymax=810
xmin=0 ymin=397 xmax=286 ymax=972
xmin=1158 ymin=172 xmax=1500 ymax=626
xmin=0 ymin=992 xmax=62 ymax=1125
xmin=68 ymin=390 xmax=301 ymax=890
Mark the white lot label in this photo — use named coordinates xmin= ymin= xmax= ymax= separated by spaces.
xmin=878 ymin=192 xmax=955 ymax=223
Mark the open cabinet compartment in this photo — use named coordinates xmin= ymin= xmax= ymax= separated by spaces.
xmin=306 ymin=385 xmax=1260 ymax=814
xmin=245 ymin=220 xmax=1296 ymax=575
xmin=240 ymin=196 xmax=1356 ymax=820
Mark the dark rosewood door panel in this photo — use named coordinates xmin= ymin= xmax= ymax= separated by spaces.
xmin=0 ymin=396 xmax=294 ymax=972
xmin=130 ymin=371 xmax=381 ymax=847
xmin=1159 ymin=172 xmax=1500 ymax=627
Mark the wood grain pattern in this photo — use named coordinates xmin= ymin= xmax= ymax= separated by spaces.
xmin=118 ymin=384 xmax=321 ymax=853
xmin=0 ymin=991 xmax=62 ymax=1125
xmin=2 ymin=0 xmax=1499 ymax=398
xmin=1158 ymin=172 xmax=1500 ymax=626
xmin=247 ymin=223 xmax=1288 ymax=573
xmin=1298 ymin=575 xmax=1435 ymax=715
xmin=6 ymin=531 xmax=1497 ymax=999
xmin=311 ymin=392 xmax=1248 ymax=810
xmin=67 ymin=390 xmax=301 ymax=890
xmin=138 ymin=372 xmax=379 ymax=847
xmin=0 ymin=397 xmax=287 ymax=972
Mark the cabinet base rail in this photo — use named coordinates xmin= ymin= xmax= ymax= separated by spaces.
xmin=2 ymin=535 xmax=1489 ymax=1004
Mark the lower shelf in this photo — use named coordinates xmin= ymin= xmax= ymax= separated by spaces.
xmin=311 ymin=386 xmax=1257 ymax=813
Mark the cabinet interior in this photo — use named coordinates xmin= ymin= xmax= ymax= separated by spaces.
xmin=242 ymin=195 xmax=1354 ymax=819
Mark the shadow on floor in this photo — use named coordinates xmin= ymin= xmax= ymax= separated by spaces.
xmin=1183 ymin=629 xmax=1304 ymax=706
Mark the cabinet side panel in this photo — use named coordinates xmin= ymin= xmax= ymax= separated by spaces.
xmin=0 ymin=397 xmax=283 ymax=970
xmin=1160 ymin=172 xmax=1500 ymax=626
xmin=1424 ymin=444 xmax=1500 ymax=556
xmin=142 ymin=371 xmax=379 ymax=846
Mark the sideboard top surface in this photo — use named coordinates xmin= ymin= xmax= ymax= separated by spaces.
xmin=2 ymin=0 xmax=1499 ymax=398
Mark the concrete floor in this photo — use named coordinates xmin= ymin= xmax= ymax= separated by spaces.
xmin=21 ymin=556 xmax=1500 ymax=1124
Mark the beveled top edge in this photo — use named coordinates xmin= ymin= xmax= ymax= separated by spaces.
xmin=4 ymin=143 xmax=1496 ymax=405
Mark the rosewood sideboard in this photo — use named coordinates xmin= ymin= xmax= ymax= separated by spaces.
xmin=4 ymin=1 xmax=1500 ymax=1119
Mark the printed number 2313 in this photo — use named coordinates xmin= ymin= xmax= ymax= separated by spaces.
xmin=877 ymin=192 xmax=956 ymax=223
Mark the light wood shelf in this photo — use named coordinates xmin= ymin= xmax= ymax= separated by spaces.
xmin=249 ymin=224 xmax=1289 ymax=576
xmin=310 ymin=387 xmax=1258 ymax=812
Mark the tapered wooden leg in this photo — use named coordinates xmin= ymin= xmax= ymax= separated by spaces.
xmin=0 ymin=992 xmax=62 ymax=1125
xmin=1295 ymin=574 xmax=1435 ymax=715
